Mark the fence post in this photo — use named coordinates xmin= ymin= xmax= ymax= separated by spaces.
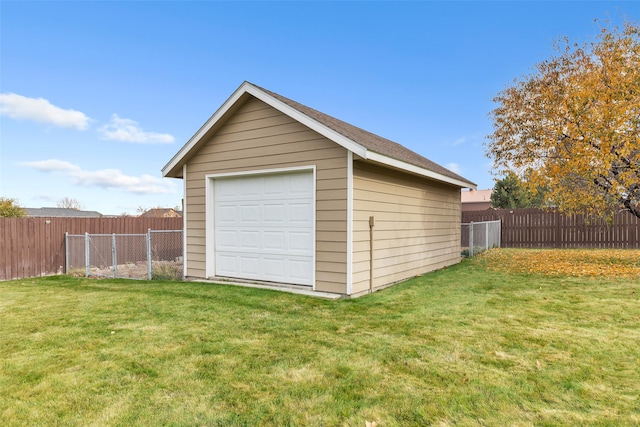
xmin=65 ymin=232 xmax=69 ymax=274
xmin=112 ymin=233 xmax=117 ymax=278
xmin=85 ymin=232 xmax=90 ymax=277
xmin=555 ymin=210 xmax=561 ymax=248
xmin=469 ymin=222 xmax=474 ymax=257
xmin=147 ymin=228 xmax=152 ymax=280
xmin=485 ymin=221 xmax=489 ymax=251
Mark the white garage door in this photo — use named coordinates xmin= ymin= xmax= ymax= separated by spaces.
xmin=214 ymin=170 xmax=314 ymax=286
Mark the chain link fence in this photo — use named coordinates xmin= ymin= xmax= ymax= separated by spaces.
xmin=461 ymin=220 xmax=501 ymax=257
xmin=66 ymin=229 xmax=183 ymax=280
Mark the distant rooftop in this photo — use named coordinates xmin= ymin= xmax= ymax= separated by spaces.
xmin=139 ymin=208 xmax=182 ymax=218
xmin=26 ymin=207 xmax=103 ymax=218
xmin=461 ymin=189 xmax=493 ymax=204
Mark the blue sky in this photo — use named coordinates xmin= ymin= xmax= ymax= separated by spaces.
xmin=1 ymin=1 xmax=637 ymax=215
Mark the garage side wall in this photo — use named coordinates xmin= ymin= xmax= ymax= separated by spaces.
xmin=352 ymin=161 xmax=462 ymax=294
xmin=184 ymin=97 xmax=349 ymax=294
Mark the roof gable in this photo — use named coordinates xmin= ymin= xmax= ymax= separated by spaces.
xmin=163 ymin=82 xmax=476 ymax=188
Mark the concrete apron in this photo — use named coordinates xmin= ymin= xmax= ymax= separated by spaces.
xmin=190 ymin=277 xmax=344 ymax=300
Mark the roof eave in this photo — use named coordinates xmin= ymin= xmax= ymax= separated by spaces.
xmin=365 ymin=151 xmax=477 ymax=189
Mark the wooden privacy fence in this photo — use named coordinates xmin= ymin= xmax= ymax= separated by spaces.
xmin=0 ymin=217 xmax=183 ymax=281
xmin=462 ymin=208 xmax=639 ymax=249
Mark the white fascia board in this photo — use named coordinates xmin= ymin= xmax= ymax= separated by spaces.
xmin=366 ymin=151 xmax=477 ymax=189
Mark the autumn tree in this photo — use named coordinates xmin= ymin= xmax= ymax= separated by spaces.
xmin=491 ymin=172 xmax=545 ymax=209
xmin=57 ymin=197 xmax=82 ymax=210
xmin=0 ymin=197 xmax=26 ymax=217
xmin=486 ymin=22 xmax=640 ymax=219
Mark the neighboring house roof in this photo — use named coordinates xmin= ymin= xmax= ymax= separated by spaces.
xmin=26 ymin=207 xmax=103 ymax=217
xmin=139 ymin=208 xmax=182 ymax=218
xmin=461 ymin=189 xmax=493 ymax=204
xmin=162 ymin=81 xmax=477 ymax=189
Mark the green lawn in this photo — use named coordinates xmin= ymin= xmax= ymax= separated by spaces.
xmin=1 ymin=250 xmax=639 ymax=426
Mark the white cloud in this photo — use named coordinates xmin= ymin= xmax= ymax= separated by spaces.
xmin=25 ymin=159 xmax=81 ymax=172
xmin=22 ymin=159 xmax=175 ymax=194
xmin=446 ymin=162 xmax=462 ymax=174
xmin=451 ymin=137 xmax=466 ymax=146
xmin=0 ymin=93 xmax=91 ymax=130
xmin=99 ymin=114 xmax=174 ymax=144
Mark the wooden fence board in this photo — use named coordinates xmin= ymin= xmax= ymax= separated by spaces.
xmin=462 ymin=208 xmax=640 ymax=249
xmin=0 ymin=217 xmax=183 ymax=281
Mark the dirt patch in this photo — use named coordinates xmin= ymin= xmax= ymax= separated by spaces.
xmin=72 ymin=260 xmax=183 ymax=280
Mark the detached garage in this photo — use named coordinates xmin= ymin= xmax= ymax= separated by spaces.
xmin=162 ymin=82 xmax=476 ymax=297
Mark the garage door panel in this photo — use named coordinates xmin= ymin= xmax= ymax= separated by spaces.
xmin=264 ymin=175 xmax=285 ymax=195
xmin=263 ymin=231 xmax=284 ymax=250
xmin=241 ymin=178 xmax=262 ymax=196
xmin=289 ymin=231 xmax=312 ymax=253
xmin=290 ymin=259 xmax=313 ymax=281
xmin=240 ymin=231 xmax=260 ymax=249
xmin=290 ymin=203 xmax=313 ymax=224
xmin=216 ymin=254 xmax=238 ymax=276
xmin=240 ymin=204 xmax=260 ymax=223
xmin=264 ymin=204 xmax=285 ymax=223
xmin=290 ymin=173 xmax=312 ymax=194
xmin=217 ymin=180 xmax=241 ymax=199
xmin=217 ymin=230 xmax=239 ymax=249
xmin=216 ymin=205 xmax=238 ymax=223
xmin=263 ymin=257 xmax=285 ymax=279
xmin=239 ymin=256 xmax=260 ymax=275
xmin=213 ymin=170 xmax=314 ymax=286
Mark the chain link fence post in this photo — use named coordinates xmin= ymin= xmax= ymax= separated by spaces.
xmin=485 ymin=221 xmax=490 ymax=252
xmin=461 ymin=220 xmax=501 ymax=257
xmin=112 ymin=233 xmax=117 ymax=278
xmin=85 ymin=232 xmax=90 ymax=277
xmin=65 ymin=232 xmax=69 ymax=274
xmin=147 ymin=228 xmax=152 ymax=280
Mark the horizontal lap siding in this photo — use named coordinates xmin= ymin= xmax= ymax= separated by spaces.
xmin=185 ymin=97 xmax=348 ymax=293
xmin=352 ymin=162 xmax=461 ymax=294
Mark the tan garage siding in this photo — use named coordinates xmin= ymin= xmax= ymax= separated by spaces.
xmin=352 ymin=161 xmax=462 ymax=294
xmin=184 ymin=96 xmax=348 ymax=293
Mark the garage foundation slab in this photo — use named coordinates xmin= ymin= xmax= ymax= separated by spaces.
xmin=191 ymin=278 xmax=344 ymax=300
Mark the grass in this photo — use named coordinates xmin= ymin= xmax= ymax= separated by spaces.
xmin=1 ymin=249 xmax=639 ymax=426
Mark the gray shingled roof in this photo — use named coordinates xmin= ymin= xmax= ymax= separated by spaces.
xmin=255 ymin=83 xmax=474 ymax=185
xmin=26 ymin=208 xmax=103 ymax=218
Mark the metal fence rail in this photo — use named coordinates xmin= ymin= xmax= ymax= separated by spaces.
xmin=66 ymin=229 xmax=183 ymax=280
xmin=461 ymin=220 xmax=501 ymax=257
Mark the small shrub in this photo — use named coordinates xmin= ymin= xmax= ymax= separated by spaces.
xmin=151 ymin=263 xmax=183 ymax=281
xmin=67 ymin=268 xmax=86 ymax=277
xmin=461 ymin=247 xmax=486 ymax=257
